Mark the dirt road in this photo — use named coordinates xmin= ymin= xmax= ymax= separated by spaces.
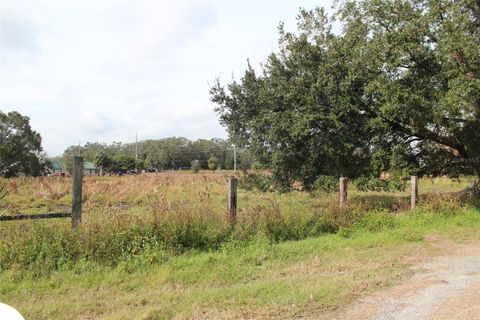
xmin=320 ymin=242 xmax=480 ymax=320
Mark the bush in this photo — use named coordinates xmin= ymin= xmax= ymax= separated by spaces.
xmin=191 ymin=160 xmax=201 ymax=173
xmin=312 ymin=175 xmax=339 ymax=193
xmin=238 ymin=172 xmax=273 ymax=192
xmin=354 ymin=176 xmax=407 ymax=192
xmin=207 ymin=156 xmax=219 ymax=171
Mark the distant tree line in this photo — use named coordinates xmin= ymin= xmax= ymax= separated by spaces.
xmin=61 ymin=137 xmax=256 ymax=173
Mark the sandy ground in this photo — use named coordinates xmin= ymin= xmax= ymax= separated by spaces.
xmin=317 ymin=241 xmax=480 ymax=320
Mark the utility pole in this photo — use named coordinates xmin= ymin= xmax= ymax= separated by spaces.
xmin=233 ymin=144 xmax=237 ymax=173
xmin=135 ymin=132 xmax=139 ymax=172
xmin=135 ymin=132 xmax=138 ymax=161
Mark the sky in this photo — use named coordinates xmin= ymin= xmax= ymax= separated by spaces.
xmin=0 ymin=0 xmax=333 ymax=156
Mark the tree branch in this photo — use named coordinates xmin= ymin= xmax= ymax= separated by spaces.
xmin=383 ymin=118 xmax=470 ymax=159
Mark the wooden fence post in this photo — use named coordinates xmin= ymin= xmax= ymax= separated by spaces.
xmin=228 ymin=177 xmax=238 ymax=223
xmin=411 ymin=176 xmax=418 ymax=209
xmin=339 ymin=177 xmax=348 ymax=207
xmin=72 ymin=156 xmax=83 ymax=227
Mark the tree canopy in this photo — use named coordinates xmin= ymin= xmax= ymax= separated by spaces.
xmin=211 ymin=0 xmax=480 ymax=190
xmin=0 ymin=111 xmax=48 ymax=177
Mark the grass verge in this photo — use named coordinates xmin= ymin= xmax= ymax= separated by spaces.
xmin=1 ymin=206 xmax=479 ymax=319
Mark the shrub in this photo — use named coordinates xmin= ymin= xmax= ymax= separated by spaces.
xmin=191 ymin=160 xmax=201 ymax=173
xmin=312 ymin=175 xmax=338 ymax=193
xmin=207 ymin=156 xmax=219 ymax=171
xmin=354 ymin=176 xmax=407 ymax=192
xmin=238 ymin=172 xmax=273 ymax=192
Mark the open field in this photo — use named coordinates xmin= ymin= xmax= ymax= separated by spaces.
xmin=0 ymin=173 xmax=479 ymax=319
xmin=0 ymin=172 xmax=473 ymax=216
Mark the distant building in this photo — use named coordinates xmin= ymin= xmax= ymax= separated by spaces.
xmin=52 ymin=161 xmax=67 ymax=176
xmin=52 ymin=161 xmax=63 ymax=173
xmin=50 ymin=160 xmax=100 ymax=176
xmin=83 ymin=162 xmax=100 ymax=176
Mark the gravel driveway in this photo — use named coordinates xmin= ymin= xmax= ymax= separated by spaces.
xmin=317 ymin=242 xmax=480 ymax=320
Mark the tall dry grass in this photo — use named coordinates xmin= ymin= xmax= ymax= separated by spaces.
xmin=0 ymin=173 xmax=476 ymax=275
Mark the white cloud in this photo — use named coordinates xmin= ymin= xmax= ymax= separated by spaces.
xmin=0 ymin=0 xmax=331 ymax=155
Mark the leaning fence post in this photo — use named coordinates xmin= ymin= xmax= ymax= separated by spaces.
xmin=339 ymin=177 xmax=348 ymax=207
xmin=411 ymin=176 xmax=418 ymax=209
xmin=72 ymin=156 xmax=83 ymax=227
xmin=228 ymin=176 xmax=238 ymax=223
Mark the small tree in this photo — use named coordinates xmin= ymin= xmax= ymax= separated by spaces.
xmin=112 ymin=155 xmax=136 ymax=171
xmin=94 ymin=151 xmax=112 ymax=172
xmin=191 ymin=160 xmax=201 ymax=173
xmin=207 ymin=156 xmax=219 ymax=172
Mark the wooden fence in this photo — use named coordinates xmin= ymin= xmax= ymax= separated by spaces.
xmin=0 ymin=167 xmax=420 ymax=226
xmin=228 ymin=176 xmax=418 ymax=222
xmin=337 ymin=176 xmax=419 ymax=209
xmin=227 ymin=175 xmax=420 ymax=221
xmin=0 ymin=157 xmax=84 ymax=227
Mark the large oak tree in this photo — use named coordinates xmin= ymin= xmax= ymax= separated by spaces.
xmin=211 ymin=0 xmax=480 ymax=190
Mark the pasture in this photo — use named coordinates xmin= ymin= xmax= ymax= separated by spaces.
xmin=0 ymin=173 xmax=479 ymax=319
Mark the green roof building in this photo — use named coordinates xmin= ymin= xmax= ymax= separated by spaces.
xmin=52 ymin=161 xmax=63 ymax=171
xmin=83 ymin=162 xmax=100 ymax=176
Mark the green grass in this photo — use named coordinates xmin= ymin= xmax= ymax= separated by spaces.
xmin=0 ymin=174 xmax=478 ymax=318
xmin=1 ymin=207 xmax=479 ymax=319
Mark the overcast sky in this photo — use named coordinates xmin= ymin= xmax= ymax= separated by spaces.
xmin=0 ymin=0 xmax=332 ymax=156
